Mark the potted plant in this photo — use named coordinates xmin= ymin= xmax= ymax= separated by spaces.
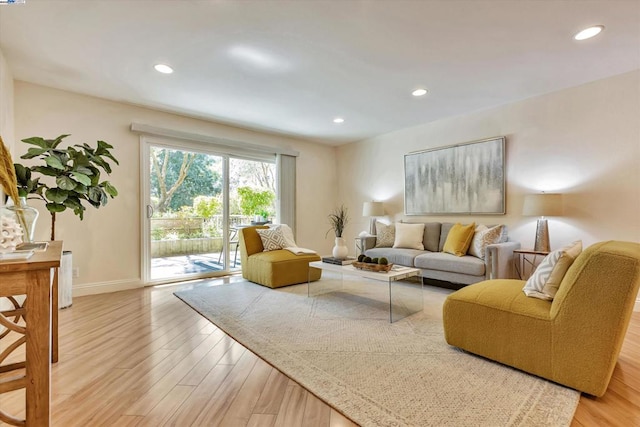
xmin=14 ymin=134 xmax=119 ymax=240
xmin=13 ymin=134 xmax=120 ymax=308
xmin=327 ymin=205 xmax=349 ymax=259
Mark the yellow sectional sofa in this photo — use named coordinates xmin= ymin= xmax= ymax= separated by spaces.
xmin=443 ymin=240 xmax=640 ymax=396
xmin=239 ymin=226 xmax=322 ymax=288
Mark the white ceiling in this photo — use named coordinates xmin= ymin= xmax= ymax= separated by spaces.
xmin=0 ymin=1 xmax=638 ymax=145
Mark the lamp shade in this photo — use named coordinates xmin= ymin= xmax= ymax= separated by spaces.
xmin=522 ymin=193 xmax=563 ymax=217
xmin=362 ymin=201 xmax=384 ymax=217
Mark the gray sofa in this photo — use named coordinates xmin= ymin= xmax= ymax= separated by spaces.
xmin=363 ymin=222 xmax=520 ymax=285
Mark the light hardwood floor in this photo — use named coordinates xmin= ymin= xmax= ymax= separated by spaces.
xmin=2 ymin=276 xmax=639 ymax=426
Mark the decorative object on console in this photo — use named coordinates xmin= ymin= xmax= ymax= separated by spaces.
xmin=523 ymin=193 xmax=563 ymax=252
xmin=0 ymin=197 xmax=39 ymax=243
xmin=0 ymin=215 xmax=23 ymax=253
xmin=362 ymin=201 xmax=384 ymax=235
xmin=327 ymin=205 xmax=349 ymax=259
xmin=404 ymin=136 xmax=505 ymax=215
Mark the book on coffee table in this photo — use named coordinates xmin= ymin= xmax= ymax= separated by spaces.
xmin=322 ymin=256 xmax=356 ymax=265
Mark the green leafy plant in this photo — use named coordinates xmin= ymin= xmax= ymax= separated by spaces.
xmin=15 ymin=134 xmax=119 ymax=240
xmin=237 ymin=186 xmax=275 ymax=216
xmin=327 ymin=205 xmax=349 ymax=238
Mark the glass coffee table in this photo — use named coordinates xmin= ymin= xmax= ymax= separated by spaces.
xmin=308 ymin=261 xmax=423 ymax=323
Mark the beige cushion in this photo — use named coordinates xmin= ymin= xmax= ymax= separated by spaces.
xmin=523 ymin=240 xmax=583 ymax=300
xmin=375 ymin=221 xmax=395 ymax=248
xmin=393 ymin=222 xmax=425 ymax=250
xmin=542 ymin=240 xmax=582 ymax=298
xmin=442 ymin=223 xmax=476 ymax=256
xmin=468 ymin=224 xmax=504 ymax=259
xmin=256 ymin=228 xmax=288 ymax=251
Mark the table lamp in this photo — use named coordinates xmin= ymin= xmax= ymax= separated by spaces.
xmin=362 ymin=201 xmax=384 ymax=235
xmin=522 ymin=193 xmax=563 ymax=252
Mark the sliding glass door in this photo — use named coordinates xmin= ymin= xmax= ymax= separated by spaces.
xmin=141 ymin=139 xmax=277 ymax=284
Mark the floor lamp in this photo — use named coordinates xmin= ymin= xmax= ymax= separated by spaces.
xmin=362 ymin=201 xmax=384 ymax=235
xmin=522 ymin=193 xmax=563 ymax=252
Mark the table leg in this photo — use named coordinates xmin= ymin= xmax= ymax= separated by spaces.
xmin=51 ymin=267 xmax=59 ymax=363
xmin=25 ymin=269 xmax=51 ymax=426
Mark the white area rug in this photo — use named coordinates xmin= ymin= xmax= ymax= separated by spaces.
xmin=175 ymin=275 xmax=579 ymax=426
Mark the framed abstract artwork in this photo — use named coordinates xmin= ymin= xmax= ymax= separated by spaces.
xmin=404 ymin=136 xmax=506 ymax=215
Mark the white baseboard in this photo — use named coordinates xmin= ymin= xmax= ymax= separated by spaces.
xmin=635 ymin=298 xmax=640 ymax=312
xmin=72 ymin=278 xmax=142 ymax=298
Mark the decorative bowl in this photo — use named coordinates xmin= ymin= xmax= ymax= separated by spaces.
xmin=352 ymin=261 xmax=393 ymax=272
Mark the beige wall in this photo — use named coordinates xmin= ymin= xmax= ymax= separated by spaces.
xmin=0 ymin=47 xmax=14 ymax=161
xmin=14 ymin=82 xmax=338 ymax=294
xmin=337 ymin=71 xmax=640 ymax=250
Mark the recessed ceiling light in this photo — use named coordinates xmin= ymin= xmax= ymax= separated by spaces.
xmin=412 ymin=88 xmax=428 ymax=97
xmin=154 ymin=64 xmax=174 ymax=74
xmin=333 ymin=117 xmax=345 ymax=124
xmin=574 ymin=25 xmax=604 ymax=41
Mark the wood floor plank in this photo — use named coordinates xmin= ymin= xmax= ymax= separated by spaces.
xmin=253 ymin=367 xmax=290 ymax=414
xmin=303 ymin=391 xmax=332 ymax=426
xmin=137 ymin=385 xmax=194 ymax=427
xmin=163 ymin=364 xmax=235 ymax=426
xmin=218 ymin=358 xmax=274 ymax=426
xmin=247 ymin=413 xmax=277 ymax=427
xmin=191 ymin=349 xmax=259 ymax=425
xmin=273 ymin=384 xmax=307 ymax=427
xmin=123 ymin=332 xmax=230 ymax=416
xmin=112 ymin=415 xmax=144 ymax=426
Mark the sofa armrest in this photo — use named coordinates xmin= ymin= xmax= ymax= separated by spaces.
xmin=363 ymin=236 xmax=377 ymax=251
xmin=485 ymin=241 xmax=521 ymax=279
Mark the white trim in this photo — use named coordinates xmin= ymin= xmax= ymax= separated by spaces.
xmin=72 ymin=279 xmax=142 ymax=297
xmin=130 ymin=122 xmax=299 ymax=157
xmin=635 ymin=298 xmax=640 ymax=312
xmin=140 ymin=138 xmax=150 ymax=284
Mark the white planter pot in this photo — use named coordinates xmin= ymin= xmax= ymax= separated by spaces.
xmin=332 ymin=237 xmax=349 ymax=259
xmin=59 ymin=251 xmax=73 ymax=309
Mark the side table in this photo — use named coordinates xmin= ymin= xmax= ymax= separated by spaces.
xmin=514 ymin=249 xmax=549 ymax=280
xmin=355 ymin=235 xmax=375 ymax=256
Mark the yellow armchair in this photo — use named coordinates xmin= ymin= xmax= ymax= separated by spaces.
xmin=239 ymin=226 xmax=321 ymax=288
xmin=443 ymin=240 xmax=640 ymax=396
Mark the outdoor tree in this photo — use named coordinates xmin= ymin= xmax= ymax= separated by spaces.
xmin=237 ymin=186 xmax=275 ymax=216
xmin=150 ymin=148 xmax=222 ymax=213
xmin=193 ymin=195 xmax=221 ymax=218
xmin=229 ymin=158 xmax=276 ymax=193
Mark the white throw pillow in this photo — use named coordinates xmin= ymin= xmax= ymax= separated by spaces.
xmin=523 ymin=240 xmax=582 ymax=300
xmin=375 ymin=221 xmax=395 ymax=248
xmin=256 ymin=228 xmax=288 ymax=251
xmin=393 ymin=222 xmax=425 ymax=250
xmin=269 ymin=224 xmax=297 ymax=247
xmin=468 ymin=224 xmax=504 ymax=259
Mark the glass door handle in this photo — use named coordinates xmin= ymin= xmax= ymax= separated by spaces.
xmin=146 ymin=205 xmax=154 ymax=218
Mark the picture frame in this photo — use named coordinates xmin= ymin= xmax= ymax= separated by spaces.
xmin=404 ymin=136 xmax=506 ymax=215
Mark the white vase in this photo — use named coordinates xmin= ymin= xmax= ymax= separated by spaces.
xmin=332 ymin=237 xmax=349 ymax=259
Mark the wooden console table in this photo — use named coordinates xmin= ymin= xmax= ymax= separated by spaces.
xmin=0 ymin=241 xmax=62 ymax=426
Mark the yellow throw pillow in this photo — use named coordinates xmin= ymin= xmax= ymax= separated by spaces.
xmin=442 ymin=223 xmax=476 ymax=257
